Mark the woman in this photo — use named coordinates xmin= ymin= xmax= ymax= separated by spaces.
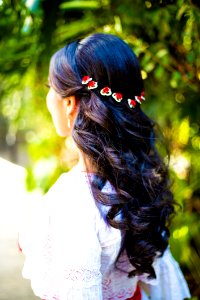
xmin=20 ymin=33 xmax=191 ymax=299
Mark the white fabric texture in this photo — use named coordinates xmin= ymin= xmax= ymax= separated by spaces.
xmin=19 ymin=165 xmax=191 ymax=300
xmin=138 ymin=248 xmax=191 ymax=300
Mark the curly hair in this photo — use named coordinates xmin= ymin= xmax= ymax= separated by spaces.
xmin=49 ymin=33 xmax=175 ymax=279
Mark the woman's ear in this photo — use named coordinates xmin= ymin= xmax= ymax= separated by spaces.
xmin=63 ymin=95 xmax=78 ymax=118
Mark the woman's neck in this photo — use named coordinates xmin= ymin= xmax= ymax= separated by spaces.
xmin=76 ymin=150 xmax=97 ymax=174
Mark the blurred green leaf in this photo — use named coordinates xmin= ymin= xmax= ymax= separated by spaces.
xmin=60 ymin=1 xmax=100 ymax=10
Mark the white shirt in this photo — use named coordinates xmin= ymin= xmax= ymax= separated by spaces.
xmin=19 ymin=165 xmax=191 ymax=300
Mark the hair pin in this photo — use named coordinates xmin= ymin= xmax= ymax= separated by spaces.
xmin=82 ymin=76 xmax=145 ymax=108
xmin=100 ymin=87 xmax=112 ymax=96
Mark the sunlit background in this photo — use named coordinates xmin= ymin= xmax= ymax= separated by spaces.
xmin=0 ymin=0 xmax=199 ymax=299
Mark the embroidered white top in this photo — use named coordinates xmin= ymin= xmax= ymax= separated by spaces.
xmin=19 ymin=164 xmax=191 ymax=300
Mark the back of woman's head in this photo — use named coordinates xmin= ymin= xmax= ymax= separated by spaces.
xmin=50 ymin=33 xmax=143 ymax=97
xmin=49 ymin=33 xmax=175 ymax=279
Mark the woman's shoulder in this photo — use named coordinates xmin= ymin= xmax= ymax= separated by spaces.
xmin=44 ymin=164 xmax=96 ymax=213
xmin=46 ymin=165 xmax=86 ymax=196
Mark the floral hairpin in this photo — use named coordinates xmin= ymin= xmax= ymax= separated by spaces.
xmin=100 ymin=87 xmax=112 ymax=96
xmin=81 ymin=76 xmax=145 ymax=108
xmin=82 ymin=76 xmax=98 ymax=89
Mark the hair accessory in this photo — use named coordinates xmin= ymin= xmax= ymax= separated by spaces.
xmin=112 ymin=93 xmax=123 ymax=102
xmin=100 ymin=87 xmax=112 ymax=96
xmin=135 ymin=91 xmax=145 ymax=104
xmin=82 ymin=76 xmax=145 ymax=108
xmin=127 ymin=99 xmax=137 ymax=108
xmin=82 ymin=76 xmax=92 ymax=84
xmin=82 ymin=76 xmax=98 ymax=90
xmin=87 ymin=80 xmax=98 ymax=89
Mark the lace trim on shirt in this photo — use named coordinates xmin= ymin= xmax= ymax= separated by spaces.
xmin=64 ymin=268 xmax=101 ymax=283
xmin=103 ymin=278 xmax=135 ymax=299
xmin=40 ymin=269 xmax=101 ymax=299
xmin=42 ymin=236 xmax=101 ymax=288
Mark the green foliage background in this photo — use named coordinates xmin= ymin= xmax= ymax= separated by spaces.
xmin=0 ymin=0 xmax=199 ymax=297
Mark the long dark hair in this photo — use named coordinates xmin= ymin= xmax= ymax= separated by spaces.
xmin=49 ymin=33 xmax=175 ymax=279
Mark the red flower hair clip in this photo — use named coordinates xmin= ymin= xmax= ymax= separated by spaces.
xmin=135 ymin=91 xmax=145 ymax=104
xmin=100 ymin=87 xmax=112 ymax=96
xmin=82 ymin=76 xmax=98 ymax=89
xmin=112 ymin=93 xmax=123 ymax=102
xmin=88 ymin=80 xmax=98 ymax=89
xmin=81 ymin=76 xmax=145 ymax=109
xmin=82 ymin=76 xmax=92 ymax=84
xmin=128 ymin=92 xmax=145 ymax=108
xmin=128 ymin=99 xmax=137 ymax=108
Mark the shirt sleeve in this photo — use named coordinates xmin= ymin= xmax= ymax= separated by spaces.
xmin=19 ymin=172 xmax=103 ymax=300
xmin=138 ymin=247 xmax=191 ymax=300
